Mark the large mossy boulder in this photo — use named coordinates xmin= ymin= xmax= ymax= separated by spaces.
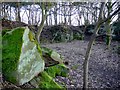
xmin=2 ymin=27 xmax=45 ymax=85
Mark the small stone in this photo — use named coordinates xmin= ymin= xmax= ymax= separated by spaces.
xmin=70 ymin=85 xmax=74 ymax=87
xmin=76 ymin=74 xmax=81 ymax=77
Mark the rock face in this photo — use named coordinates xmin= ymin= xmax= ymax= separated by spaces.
xmin=2 ymin=27 xmax=44 ymax=85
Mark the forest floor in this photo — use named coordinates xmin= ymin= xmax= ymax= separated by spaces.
xmin=43 ymin=40 xmax=120 ymax=89
xmin=1 ymin=40 xmax=120 ymax=89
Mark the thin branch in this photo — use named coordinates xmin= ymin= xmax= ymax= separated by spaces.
xmin=101 ymin=6 xmax=120 ymax=24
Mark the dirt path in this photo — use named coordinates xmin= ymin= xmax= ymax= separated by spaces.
xmin=43 ymin=40 xmax=120 ymax=89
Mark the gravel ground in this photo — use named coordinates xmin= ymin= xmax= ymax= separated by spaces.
xmin=43 ymin=40 xmax=120 ymax=89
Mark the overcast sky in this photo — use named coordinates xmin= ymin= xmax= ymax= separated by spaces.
xmin=8 ymin=2 xmax=118 ymax=26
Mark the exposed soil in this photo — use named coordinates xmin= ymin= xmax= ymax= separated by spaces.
xmin=43 ymin=40 xmax=120 ymax=89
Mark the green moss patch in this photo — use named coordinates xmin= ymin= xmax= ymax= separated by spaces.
xmin=2 ymin=27 xmax=24 ymax=83
xmin=45 ymin=64 xmax=69 ymax=78
xmin=30 ymin=71 xmax=65 ymax=89
xmin=39 ymin=71 xmax=64 ymax=89
xmin=2 ymin=27 xmax=44 ymax=85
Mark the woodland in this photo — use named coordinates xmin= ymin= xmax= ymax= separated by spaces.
xmin=0 ymin=1 xmax=120 ymax=90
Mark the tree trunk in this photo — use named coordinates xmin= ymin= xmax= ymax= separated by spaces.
xmin=18 ymin=2 xmax=21 ymax=22
xmin=118 ymin=2 xmax=120 ymax=21
xmin=77 ymin=6 xmax=81 ymax=26
xmin=3 ymin=3 xmax=7 ymax=19
xmin=54 ymin=4 xmax=57 ymax=25
xmin=34 ymin=9 xmax=38 ymax=25
xmin=63 ymin=3 xmax=67 ymax=25
xmin=49 ymin=13 xmax=52 ymax=25
xmin=68 ymin=2 xmax=72 ymax=25
xmin=10 ymin=6 xmax=12 ymax=20
xmin=15 ymin=2 xmax=21 ymax=22
xmin=94 ymin=7 xmax=97 ymax=23
xmin=105 ymin=2 xmax=112 ymax=49
xmin=36 ymin=3 xmax=47 ymax=44
xmin=45 ymin=14 xmax=48 ymax=26
xmin=0 ymin=3 xmax=2 ymax=19
xmin=83 ymin=3 xmax=105 ymax=90
xmin=28 ymin=6 xmax=31 ymax=25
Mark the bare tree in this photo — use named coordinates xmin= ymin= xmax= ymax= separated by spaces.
xmin=83 ymin=2 xmax=120 ymax=89
xmin=83 ymin=3 xmax=105 ymax=89
xmin=36 ymin=2 xmax=54 ymax=43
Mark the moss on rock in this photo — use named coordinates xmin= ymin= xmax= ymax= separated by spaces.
xmin=2 ymin=27 xmax=44 ymax=85
xmin=2 ymin=27 xmax=24 ymax=83
xmin=45 ymin=64 xmax=69 ymax=78
xmin=2 ymin=27 xmax=69 ymax=89
xmin=30 ymin=71 xmax=66 ymax=89
xmin=39 ymin=71 xmax=65 ymax=89
xmin=41 ymin=47 xmax=63 ymax=67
